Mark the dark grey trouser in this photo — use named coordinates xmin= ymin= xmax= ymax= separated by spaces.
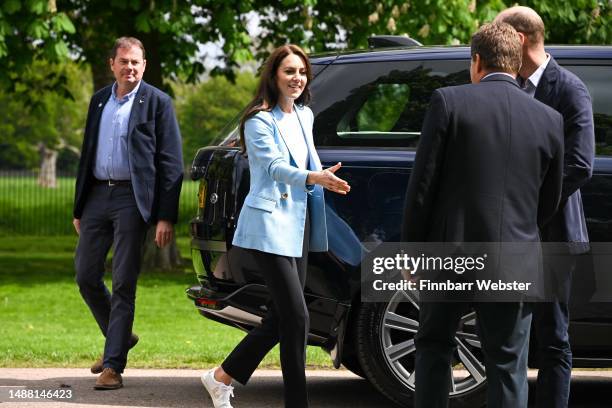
xmin=415 ymin=301 xmax=532 ymax=408
xmin=75 ymin=183 xmax=147 ymax=373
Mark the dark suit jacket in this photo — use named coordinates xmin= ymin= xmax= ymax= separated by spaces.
xmin=401 ymin=74 xmax=564 ymax=245
xmin=535 ymin=57 xmax=594 ymax=253
xmin=73 ymin=81 xmax=184 ymax=223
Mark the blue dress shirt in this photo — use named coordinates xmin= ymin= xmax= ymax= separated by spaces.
xmin=93 ymin=81 xmax=141 ymax=180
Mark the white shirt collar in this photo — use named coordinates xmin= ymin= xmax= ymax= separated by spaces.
xmin=525 ymin=53 xmax=551 ymax=89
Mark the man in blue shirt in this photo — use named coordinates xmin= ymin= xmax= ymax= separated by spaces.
xmin=73 ymin=37 xmax=183 ymax=390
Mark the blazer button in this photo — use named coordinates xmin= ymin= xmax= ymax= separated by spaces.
xmin=281 ymin=193 xmax=289 ymax=199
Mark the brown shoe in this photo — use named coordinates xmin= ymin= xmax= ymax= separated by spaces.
xmin=90 ymin=333 xmax=140 ymax=374
xmin=94 ymin=367 xmax=123 ymax=390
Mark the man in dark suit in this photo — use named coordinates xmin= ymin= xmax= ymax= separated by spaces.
xmin=495 ymin=7 xmax=595 ymax=408
xmin=73 ymin=37 xmax=183 ymax=390
xmin=402 ymin=23 xmax=564 ymax=407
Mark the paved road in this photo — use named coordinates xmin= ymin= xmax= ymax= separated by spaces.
xmin=1 ymin=368 xmax=611 ymax=407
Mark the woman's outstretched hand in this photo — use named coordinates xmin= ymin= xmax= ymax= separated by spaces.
xmin=307 ymin=162 xmax=351 ymax=195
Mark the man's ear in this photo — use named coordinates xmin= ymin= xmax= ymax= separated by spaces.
xmin=109 ymin=58 xmax=114 ymax=70
xmin=516 ymin=32 xmax=527 ymax=46
xmin=470 ymin=53 xmax=484 ymax=84
xmin=474 ymin=53 xmax=482 ymax=74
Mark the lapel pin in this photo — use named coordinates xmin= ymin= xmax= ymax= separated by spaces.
xmin=139 ymin=98 xmax=144 ymax=104
xmin=98 ymin=102 xmax=103 ymax=107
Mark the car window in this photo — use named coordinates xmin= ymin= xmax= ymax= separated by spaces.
xmin=311 ymin=60 xmax=470 ymax=148
xmin=336 ymin=83 xmax=420 ymax=143
xmin=311 ymin=63 xmax=328 ymax=77
xmin=563 ymin=64 xmax=612 ymax=156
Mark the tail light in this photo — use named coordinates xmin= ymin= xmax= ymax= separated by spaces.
xmin=195 ymin=297 xmax=221 ymax=310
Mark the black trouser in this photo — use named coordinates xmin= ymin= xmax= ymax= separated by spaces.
xmin=75 ymin=183 xmax=147 ymax=373
xmin=222 ymin=212 xmax=311 ymax=408
xmin=532 ymin=254 xmax=576 ymax=408
xmin=415 ymin=301 xmax=532 ymax=408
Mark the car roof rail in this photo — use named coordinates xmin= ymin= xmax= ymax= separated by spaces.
xmin=368 ymin=35 xmax=423 ymax=48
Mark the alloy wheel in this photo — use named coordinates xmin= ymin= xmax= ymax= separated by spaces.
xmin=380 ymin=290 xmax=487 ymax=396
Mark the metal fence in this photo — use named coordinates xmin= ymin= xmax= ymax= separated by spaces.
xmin=0 ymin=170 xmax=199 ymax=236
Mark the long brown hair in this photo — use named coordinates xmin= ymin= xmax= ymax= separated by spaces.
xmin=239 ymin=44 xmax=312 ymax=153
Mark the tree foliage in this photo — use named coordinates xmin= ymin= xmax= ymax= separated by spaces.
xmin=174 ymin=72 xmax=257 ymax=163
xmin=523 ymin=0 xmax=611 ymax=44
xmin=57 ymin=0 xmax=262 ymax=91
xmin=252 ymin=0 xmax=609 ymax=54
xmin=0 ymin=0 xmax=607 ymax=265
xmin=1 ymin=1 xmax=609 ymax=95
xmin=0 ymin=0 xmax=608 ymax=173
xmin=0 ymin=61 xmax=91 ymax=172
xmin=0 ymin=0 xmax=75 ymax=95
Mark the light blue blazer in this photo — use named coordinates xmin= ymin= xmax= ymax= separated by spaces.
xmin=232 ymin=105 xmax=328 ymax=258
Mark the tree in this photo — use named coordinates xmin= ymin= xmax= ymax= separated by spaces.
xmin=0 ymin=0 xmax=75 ymax=95
xmin=4 ymin=0 xmax=603 ymax=172
xmin=0 ymin=61 xmax=90 ymax=184
xmin=0 ymin=0 xmax=608 ymax=270
xmin=2 ymin=1 xmax=610 ymax=94
xmin=523 ymin=0 xmax=611 ymax=44
xmin=0 ymin=0 xmax=84 ymax=183
xmin=58 ymin=0 xmax=259 ymax=92
xmin=174 ymin=71 xmax=258 ymax=161
xmin=252 ymin=0 xmax=609 ymax=53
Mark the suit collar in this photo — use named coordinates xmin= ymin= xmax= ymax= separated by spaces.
xmin=94 ymin=85 xmax=113 ymax=108
xmin=88 ymin=86 xmax=113 ymax=148
xmin=272 ymin=104 xmax=282 ymax=120
xmin=87 ymin=81 xmax=151 ymax=157
xmin=134 ymin=80 xmax=150 ymax=98
xmin=541 ymin=56 xmax=560 ymax=82
xmin=481 ymin=73 xmax=520 ymax=88
xmin=270 ymin=104 xmax=319 ymax=170
xmin=94 ymin=80 xmax=149 ymax=111
xmin=294 ymin=106 xmax=321 ymax=171
xmin=271 ymin=105 xmax=302 ymax=166
xmin=127 ymin=81 xmax=151 ymax=137
xmin=524 ymin=54 xmax=551 ymax=90
xmin=271 ymin=104 xmax=301 ymax=120
xmin=534 ymin=57 xmax=559 ymax=101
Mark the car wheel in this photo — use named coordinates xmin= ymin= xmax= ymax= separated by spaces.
xmin=355 ymin=290 xmax=487 ymax=407
xmin=341 ymin=352 xmax=366 ymax=379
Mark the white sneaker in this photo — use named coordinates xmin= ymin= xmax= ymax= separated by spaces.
xmin=201 ymin=369 xmax=235 ymax=408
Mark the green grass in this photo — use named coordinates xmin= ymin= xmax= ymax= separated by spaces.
xmin=0 ymin=236 xmax=333 ymax=369
xmin=0 ymin=175 xmax=200 ymax=236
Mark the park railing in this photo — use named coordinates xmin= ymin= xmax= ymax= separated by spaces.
xmin=0 ymin=170 xmax=199 ymax=237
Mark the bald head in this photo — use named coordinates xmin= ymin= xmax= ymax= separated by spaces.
xmin=495 ymin=6 xmax=545 ymax=46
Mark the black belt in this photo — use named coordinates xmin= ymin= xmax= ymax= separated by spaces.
xmin=94 ymin=179 xmax=131 ymax=186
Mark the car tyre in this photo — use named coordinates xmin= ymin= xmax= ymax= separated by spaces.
xmin=341 ymin=352 xmax=366 ymax=379
xmin=355 ymin=290 xmax=487 ymax=407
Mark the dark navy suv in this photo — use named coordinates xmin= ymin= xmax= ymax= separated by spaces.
xmin=187 ymin=41 xmax=612 ymax=407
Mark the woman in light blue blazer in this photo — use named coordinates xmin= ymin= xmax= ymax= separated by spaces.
xmin=201 ymin=45 xmax=350 ymax=408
